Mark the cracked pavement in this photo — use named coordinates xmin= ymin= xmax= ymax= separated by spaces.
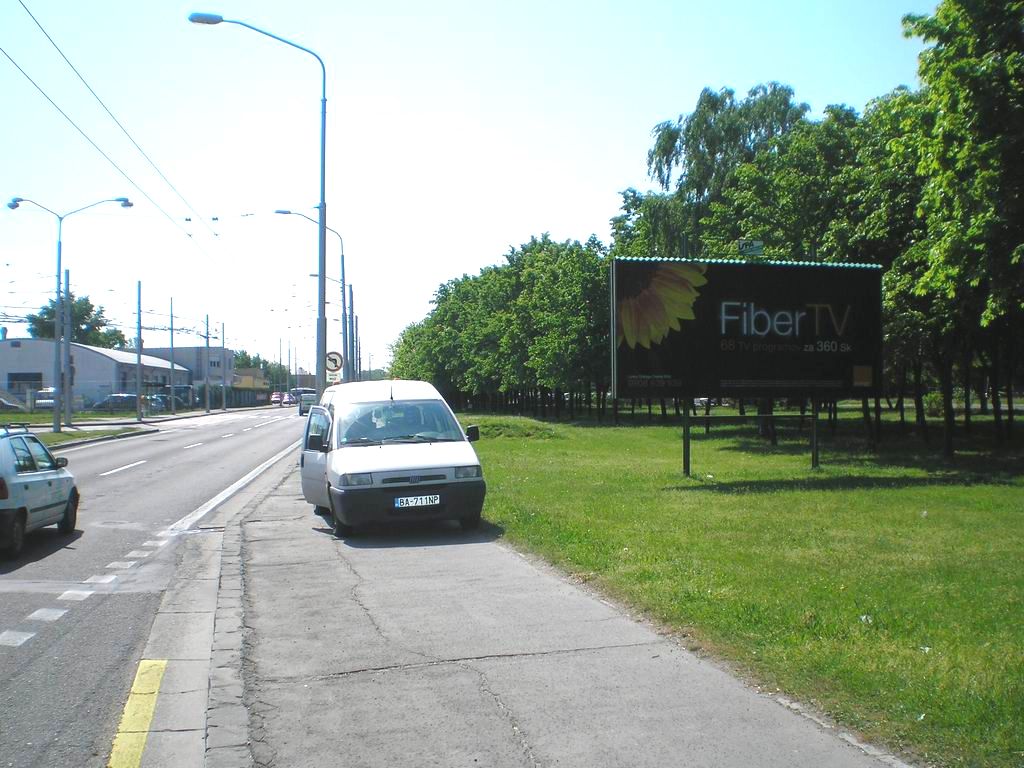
xmin=225 ymin=465 xmax=910 ymax=768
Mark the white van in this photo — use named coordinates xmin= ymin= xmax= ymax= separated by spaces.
xmin=299 ymin=380 xmax=485 ymax=537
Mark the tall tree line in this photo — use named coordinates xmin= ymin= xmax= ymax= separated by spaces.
xmin=390 ymin=0 xmax=1023 ymax=456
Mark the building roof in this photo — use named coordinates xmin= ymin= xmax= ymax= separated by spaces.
xmin=0 ymin=338 xmax=188 ymax=371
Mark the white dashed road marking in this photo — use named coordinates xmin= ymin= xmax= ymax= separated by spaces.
xmin=0 ymin=631 xmax=34 ymax=647
xmin=143 ymin=540 xmax=167 ymax=548
xmin=125 ymin=550 xmax=151 ymax=559
xmin=58 ymin=590 xmax=93 ymax=601
xmin=106 ymin=561 xmax=136 ymax=570
xmin=99 ymin=460 xmax=146 ymax=477
xmin=183 ymin=443 xmax=203 ymax=450
xmin=84 ymin=574 xmax=117 ymax=584
xmin=221 ymin=434 xmax=234 ymax=439
xmin=27 ymin=608 xmax=67 ymax=622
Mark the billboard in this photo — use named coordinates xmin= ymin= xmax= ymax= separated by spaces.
xmin=612 ymin=259 xmax=882 ymax=398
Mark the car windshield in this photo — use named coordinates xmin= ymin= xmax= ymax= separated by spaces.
xmin=334 ymin=399 xmax=463 ymax=446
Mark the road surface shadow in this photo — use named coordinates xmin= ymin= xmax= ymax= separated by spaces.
xmin=0 ymin=529 xmax=84 ymax=573
xmin=310 ymin=512 xmax=504 ymax=549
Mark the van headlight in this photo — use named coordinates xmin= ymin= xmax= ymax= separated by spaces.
xmin=454 ymin=465 xmax=482 ymax=479
xmin=339 ymin=472 xmax=372 ymax=486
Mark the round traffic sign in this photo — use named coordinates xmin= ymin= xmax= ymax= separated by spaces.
xmin=325 ymin=351 xmax=343 ymax=373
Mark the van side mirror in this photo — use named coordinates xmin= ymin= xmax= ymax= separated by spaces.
xmin=465 ymin=425 xmax=480 ymax=442
xmin=55 ymin=457 xmax=68 ymax=468
xmin=306 ymin=433 xmax=325 ymax=452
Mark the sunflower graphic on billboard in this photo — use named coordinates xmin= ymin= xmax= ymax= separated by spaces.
xmin=617 ymin=262 xmax=707 ymax=349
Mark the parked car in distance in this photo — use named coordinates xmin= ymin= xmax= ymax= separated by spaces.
xmin=33 ymin=388 xmax=56 ymax=410
xmin=281 ymin=393 xmax=295 ymax=406
xmin=151 ymin=394 xmax=188 ymax=411
xmin=299 ymin=380 xmax=485 ymax=537
xmin=270 ymin=391 xmax=283 ymax=405
xmin=91 ymin=393 xmax=139 ymax=412
xmin=0 ymin=424 xmax=78 ymax=557
xmin=298 ymin=392 xmax=317 ymax=415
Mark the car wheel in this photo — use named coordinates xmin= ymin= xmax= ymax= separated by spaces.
xmin=332 ymin=510 xmax=355 ymax=538
xmin=314 ymin=505 xmax=330 ymax=517
xmin=459 ymin=513 xmax=481 ymax=531
xmin=59 ymin=491 xmax=79 ymax=534
xmin=5 ymin=512 xmax=26 ymax=558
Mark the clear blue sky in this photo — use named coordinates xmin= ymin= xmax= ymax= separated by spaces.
xmin=1 ymin=0 xmax=933 ymax=371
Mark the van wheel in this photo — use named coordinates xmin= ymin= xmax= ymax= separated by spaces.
xmin=333 ymin=514 xmax=355 ymax=538
xmin=59 ymin=491 xmax=79 ymax=534
xmin=459 ymin=513 xmax=481 ymax=531
xmin=5 ymin=512 xmax=26 ymax=558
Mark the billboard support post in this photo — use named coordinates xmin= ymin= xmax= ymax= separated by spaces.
xmin=811 ymin=399 xmax=820 ymax=469
xmin=682 ymin=399 xmax=691 ymax=476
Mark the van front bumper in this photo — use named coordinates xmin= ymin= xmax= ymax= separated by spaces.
xmin=329 ymin=480 xmax=486 ymax=527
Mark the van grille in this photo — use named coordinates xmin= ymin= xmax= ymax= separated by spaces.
xmin=381 ymin=474 xmax=446 ymax=485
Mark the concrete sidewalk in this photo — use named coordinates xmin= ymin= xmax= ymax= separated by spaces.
xmin=170 ymin=464 xmax=913 ymax=768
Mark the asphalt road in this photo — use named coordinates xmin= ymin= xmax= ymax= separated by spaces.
xmin=0 ymin=407 xmax=303 ymax=768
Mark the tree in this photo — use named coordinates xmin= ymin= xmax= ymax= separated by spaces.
xmin=701 ymin=105 xmax=860 ymax=260
xmin=26 ymin=293 xmax=127 ymax=348
xmin=647 ymin=83 xmax=808 ymax=253
xmin=904 ymin=0 xmax=1024 ymax=443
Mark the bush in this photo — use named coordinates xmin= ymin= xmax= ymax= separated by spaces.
xmin=923 ymin=391 xmax=944 ymax=417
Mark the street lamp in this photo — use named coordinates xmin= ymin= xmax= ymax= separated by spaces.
xmin=277 ymin=209 xmax=350 ymax=382
xmin=7 ymin=196 xmax=133 ymax=432
xmin=189 ymin=12 xmax=329 ymax=395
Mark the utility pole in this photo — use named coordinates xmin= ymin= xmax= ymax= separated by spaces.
xmin=169 ymin=298 xmax=176 ymax=415
xmin=204 ymin=314 xmax=211 ymax=414
xmin=63 ymin=270 xmax=72 ymax=426
xmin=278 ymin=338 xmax=282 ymax=404
xmin=348 ymin=285 xmax=355 ymax=383
xmin=355 ymin=315 xmax=361 ymax=381
xmin=221 ymin=321 xmax=227 ymax=411
xmin=136 ymin=281 xmax=143 ymax=422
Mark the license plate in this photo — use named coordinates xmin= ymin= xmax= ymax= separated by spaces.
xmin=394 ymin=494 xmax=440 ymax=509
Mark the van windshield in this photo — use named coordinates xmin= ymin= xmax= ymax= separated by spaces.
xmin=335 ymin=399 xmax=464 ymax=445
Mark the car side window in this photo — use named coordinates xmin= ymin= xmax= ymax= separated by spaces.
xmin=306 ymin=410 xmax=331 ymax=448
xmin=24 ymin=437 xmax=56 ymax=471
xmin=10 ymin=438 xmax=36 ymax=473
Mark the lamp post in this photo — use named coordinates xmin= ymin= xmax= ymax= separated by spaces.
xmin=277 ymin=209 xmax=350 ymax=381
xmin=7 ymin=196 xmax=132 ymax=432
xmin=189 ymin=11 xmax=328 ymax=395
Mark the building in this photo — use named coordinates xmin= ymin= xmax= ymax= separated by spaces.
xmin=0 ymin=338 xmax=190 ymax=406
xmin=145 ymin=346 xmax=235 ymax=389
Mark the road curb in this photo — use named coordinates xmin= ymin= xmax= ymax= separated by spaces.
xmin=50 ymin=428 xmax=161 ymax=451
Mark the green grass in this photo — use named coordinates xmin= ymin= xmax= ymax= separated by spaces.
xmin=37 ymin=428 xmax=140 ymax=447
xmin=470 ymin=408 xmax=1023 ymax=767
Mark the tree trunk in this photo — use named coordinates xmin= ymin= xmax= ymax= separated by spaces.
xmin=991 ymin=338 xmax=1004 ymax=443
xmin=861 ymin=398 xmax=875 ymax=450
xmin=913 ymin=357 xmax=928 ymax=442
xmin=937 ymin=355 xmax=955 ymax=459
xmin=962 ymin=347 xmax=972 ymax=434
xmin=1006 ymin=333 xmax=1016 ymax=439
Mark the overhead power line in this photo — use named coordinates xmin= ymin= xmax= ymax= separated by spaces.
xmin=16 ymin=0 xmax=219 ymax=238
xmin=0 ymin=45 xmax=195 ymax=240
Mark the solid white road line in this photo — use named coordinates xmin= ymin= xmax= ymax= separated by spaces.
xmin=99 ymin=460 xmax=147 ymax=477
xmin=0 ymin=631 xmax=35 ymax=647
xmin=165 ymin=439 xmax=301 ymax=534
xmin=27 ymin=608 xmax=67 ymax=622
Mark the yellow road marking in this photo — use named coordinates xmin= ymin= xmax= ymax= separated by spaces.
xmin=107 ymin=659 xmax=168 ymax=768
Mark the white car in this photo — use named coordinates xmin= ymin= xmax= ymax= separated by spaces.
xmin=0 ymin=425 xmax=79 ymax=557
xmin=299 ymin=380 xmax=485 ymax=537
